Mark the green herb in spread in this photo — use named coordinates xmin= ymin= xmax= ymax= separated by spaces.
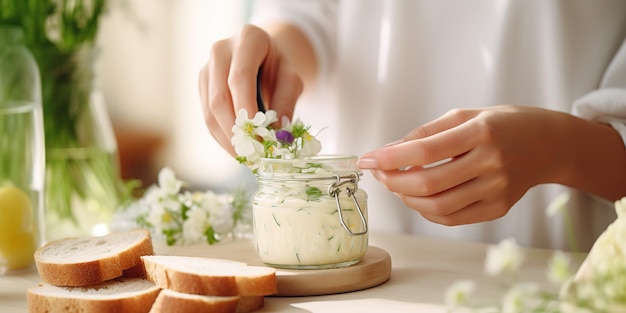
xmin=306 ymin=187 xmax=322 ymax=202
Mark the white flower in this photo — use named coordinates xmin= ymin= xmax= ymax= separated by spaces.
xmin=182 ymin=207 xmax=208 ymax=243
xmin=445 ymin=280 xmax=476 ymax=308
xmin=142 ymin=185 xmax=166 ymax=203
xmin=272 ymin=146 xmax=295 ymax=159
xmin=229 ymin=109 xmax=323 ymax=171
xmin=231 ymin=126 xmax=266 ymax=162
xmin=231 ymin=108 xmax=278 ymax=163
xmin=297 ymin=132 xmax=322 ymax=157
xmin=484 ymin=238 xmax=524 ymax=276
xmin=199 ymin=192 xmax=234 ymax=234
xmin=233 ymin=108 xmax=273 ymax=139
xmin=158 ymin=167 xmax=182 ymax=195
xmin=558 ymin=196 xmax=626 ymax=311
xmin=548 ymin=251 xmax=573 ymax=284
xmin=501 ymin=283 xmax=539 ymax=313
xmin=147 ymin=202 xmax=175 ymax=235
xmin=260 ymin=109 xmax=277 ymax=128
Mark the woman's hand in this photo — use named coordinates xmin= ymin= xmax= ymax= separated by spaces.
xmin=357 ymin=105 xmax=626 ymax=226
xmin=199 ymin=24 xmax=314 ymax=156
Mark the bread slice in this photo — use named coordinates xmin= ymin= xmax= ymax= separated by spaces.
xmin=149 ymin=289 xmax=265 ymax=313
xmin=141 ymin=255 xmax=277 ymax=296
xmin=235 ymin=296 xmax=265 ymax=313
xmin=27 ymin=277 xmax=160 ymax=313
xmin=35 ymin=229 xmax=154 ymax=286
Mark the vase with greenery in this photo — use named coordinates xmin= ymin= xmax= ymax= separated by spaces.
xmin=0 ymin=0 xmax=133 ymax=241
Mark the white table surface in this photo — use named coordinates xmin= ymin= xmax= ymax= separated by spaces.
xmin=0 ymin=232 xmax=584 ymax=313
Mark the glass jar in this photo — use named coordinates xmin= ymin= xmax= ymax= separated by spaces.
xmin=0 ymin=25 xmax=45 ymax=274
xmin=253 ymin=155 xmax=368 ymax=269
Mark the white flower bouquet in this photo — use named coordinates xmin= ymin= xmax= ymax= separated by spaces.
xmin=112 ymin=167 xmax=252 ymax=246
xmin=559 ymin=197 xmax=626 ymax=312
xmin=112 ymin=109 xmax=324 ymax=246
xmin=231 ymin=108 xmax=322 ymax=172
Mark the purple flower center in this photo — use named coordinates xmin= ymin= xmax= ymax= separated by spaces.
xmin=276 ymin=130 xmax=294 ymax=145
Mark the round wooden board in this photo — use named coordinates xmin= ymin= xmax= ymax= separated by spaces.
xmin=272 ymin=246 xmax=392 ymax=296
xmin=154 ymin=240 xmax=392 ymax=297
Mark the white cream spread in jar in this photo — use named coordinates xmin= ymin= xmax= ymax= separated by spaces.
xmin=253 ymin=155 xmax=368 ymax=269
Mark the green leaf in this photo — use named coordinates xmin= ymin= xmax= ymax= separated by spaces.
xmin=235 ymin=155 xmax=248 ymax=164
xmin=135 ymin=215 xmax=152 ymax=228
xmin=162 ymin=228 xmax=181 ymax=246
xmin=204 ymin=226 xmax=218 ymax=245
xmin=180 ymin=203 xmax=190 ymax=220
xmin=290 ymin=122 xmax=310 ymax=138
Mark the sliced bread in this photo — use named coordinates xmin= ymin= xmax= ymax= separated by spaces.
xmin=141 ymin=255 xmax=277 ymax=296
xmin=27 ymin=277 xmax=160 ymax=313
xmin=235 ymin=296 xmax=266 ymax=313
xmin=149 ymin=289 xmax=265 ymax=313
xmin=149 ymin=289 xmax=238 ymax=313
xmin=35 ymin=229 xmax=153 ymax=286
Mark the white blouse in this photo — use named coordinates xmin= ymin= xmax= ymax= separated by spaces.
xmin=251 ymin=0 xmax=626 ymax=251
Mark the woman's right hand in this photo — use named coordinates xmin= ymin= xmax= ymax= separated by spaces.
xmin=199 ymin=24 xmax=311 ymax=156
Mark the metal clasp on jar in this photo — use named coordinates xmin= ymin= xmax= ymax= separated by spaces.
xmin=328 ymin=173 xmax=368 ymax=236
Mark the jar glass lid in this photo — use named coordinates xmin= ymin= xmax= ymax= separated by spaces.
xmin=256 ymin=154 xmax=361 ymax=179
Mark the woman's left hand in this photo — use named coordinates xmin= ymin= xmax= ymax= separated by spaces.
xmin=357 ymin=105 xmax=573 ymax=225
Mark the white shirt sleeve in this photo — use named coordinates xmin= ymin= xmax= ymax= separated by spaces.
xmin=249 ymin=0 xmax=338 ymax=82
xmin=573 ymin=37 xmax=626 ymax=147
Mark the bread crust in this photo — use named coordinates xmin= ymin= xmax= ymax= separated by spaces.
xmin=236 ymin=296 xmax=265 ymax=313
xmin=149 ymin=290 xmax=239 ymax=313
xmin=148 ymin=291 xmax=265 ymax=313
xmin=141 ymin=256 xmax=277 ymax=296
xmin=35 ymin=229 xmax=154 ymax=286
xmin=27 ymin=279 xmax=161 ymax=313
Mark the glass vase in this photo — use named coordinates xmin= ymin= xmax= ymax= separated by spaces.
xmin=0 ymin=25 xmax=45 ymax=273
xmin=31 ymin=45 xmax=127 ymax=241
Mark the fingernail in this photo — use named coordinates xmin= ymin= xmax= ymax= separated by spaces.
xmin=384 ymin=139 xmax=404 ymax=147
xmin=281 ymin=115 xmax=290 ymax=128
xmin=357 ymin=157 xmax=378 ymax=169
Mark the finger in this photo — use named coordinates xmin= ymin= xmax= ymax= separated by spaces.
xmin=404 ymin=108 xmax=479 ymax=140
xmin=206 ymin=112 xmax=236 ymax=156
xmin=360 ymin=121 xmax=478 ymax=170
xmin=397 ymin=173 xmax=508 ymax=225
xmin=229 ymin=25 xmax=272 ymax=118
xmin=398 ymin=178 xmax=482 ymax=217
xmin=267 ymin=65 xmax=303 ymax=122
xmin=397 ymin=173 xmax=508 ymax=223
xmin=420 ymin=199 xmax=508 ymax=226
xmin=198 ymin=64 xmax=210 ymax=121
xmin=199 ymin=64 xmax=235 ymax=156
xmin=371 ymin=152 xmax=479 ymax=196
xmin=207 ymin=39 xmax=237 ymax=154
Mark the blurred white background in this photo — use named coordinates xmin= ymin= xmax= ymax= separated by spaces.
xmin=95 ymin=0 xmax=256 ymax=192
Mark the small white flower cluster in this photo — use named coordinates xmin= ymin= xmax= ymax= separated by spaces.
xmin=446 ymin=237 xmax=572 ymax=312
xmin=559 ymin=197 xmax=626 ymax=312
xmin=446 ymin=238 xmax=558 ymax=312
xmin=231 ymin=108 xmax=322 ymax=172
xmin=112 ymin=167 xmax=251 ymax=246
xmin=484 ymin=238 xmax=526 ymax=276
xmin=446 ymin=196 xmax=626 ymax=312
